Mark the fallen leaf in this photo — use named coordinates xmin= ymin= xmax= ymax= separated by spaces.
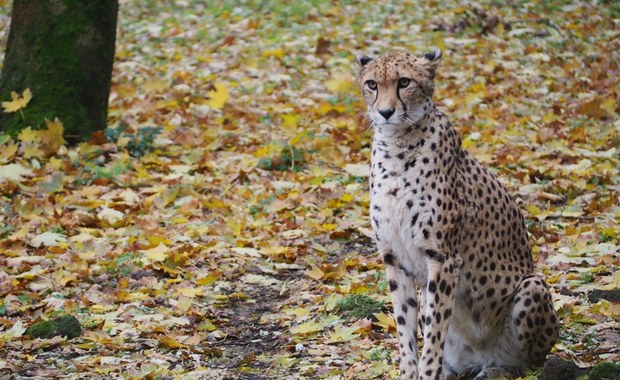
xmin=206 ymin=82 xmax=229 ymax=109
xmin=0 ymin=163 xmax=33 ymax=182
xmin=2 ymin=88 xmax=32 ymax=113
xmin=327 ymin=325 xmax=360 ymax=343
xmin=290 ymin=320 xmax=325 ymax=336
xmin=30 ymin=231 xmax=68 ymax=247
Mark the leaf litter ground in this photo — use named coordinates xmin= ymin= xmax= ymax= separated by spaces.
xmin=0 ymin=1 xmax=619 ymax=379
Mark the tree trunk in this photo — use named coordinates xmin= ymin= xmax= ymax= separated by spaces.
xmin=0 ymin=0 xmax=118 ymax=142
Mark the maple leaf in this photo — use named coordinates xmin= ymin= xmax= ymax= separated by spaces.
xmin=17 ymin=127 xmax=38 ymax=143
xmin=24 ymin=143 xmax=45 ymax=159
xmin=0 ymin=321 xmax=26 ymax=341
xmin=2 ymin=88 xmax=32 ymax=113
xmin=327 ymin=325 xmax=360 ymax=343
xmin=0 ymin=141 xmax=17 ymax=162
xmin=306 ymin=265 xmax=324 ymax=280
xmin=373 ymin=312 xmax=396 ymax=334
xmin=97 ymin=207 xmax=125 ymax=227
xmin=0 ymin=163 xmax=33 ymax=182
xmin=290 ymin=320 xmax=325 ymax=336
xmin=177 ymin=287 xmax=203 ymax=298
xmin=40 ymin=118 xmax=67 ymax=149
xmin=30 ymin=231 xmax=68 ymax=247
xmin=324 ymin=72 xmax=355 ymax=94
xmin=140 ymin=243 xmax=169 ymax=264
xmin=206 ymin=82 xmax=229 ymax=109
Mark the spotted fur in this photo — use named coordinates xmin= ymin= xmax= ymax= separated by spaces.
xmin=356 ymin=49 xmax=559 ymax=380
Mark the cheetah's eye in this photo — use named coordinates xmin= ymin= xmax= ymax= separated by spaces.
xmin=365 ymin=80 xmax=377 ymax=90
xmin=398 ymin=78 xmax=411 ymax=88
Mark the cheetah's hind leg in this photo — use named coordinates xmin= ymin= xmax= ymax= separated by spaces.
xmin=511 ymin=274 xmax=559 ymax=366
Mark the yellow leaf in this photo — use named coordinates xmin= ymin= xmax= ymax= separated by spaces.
xmin=325 ymin=72 xmax=355 ymax=94
xmin=147 ymin=235 xmax=172 ymax=246
xmin=41 ymin=118 xmax=67 ymax=148
xmin=285 ymin=307 xmax=310 ymax=318
xmin=23 ymin=143 xmax=45 ymax=159
xmin=53 ymin=269 xmax=78 ymax=287
xmin=598 ymin=301 xmax=620 ymax=318
xmin=206 ymin=82 xmax=229 ymax=109
xmin=142 ymin=78 xmax=169 ymax=92
xmin=289 ymin=131 xmax=307 ymax=146
xmin=281 ymin=113 xmax=299 ymax=130
xmin=320 ymin=223 xmax=338 ymax=231
xmin=116 ymin=291 xmax=148 ymax=302
xmin=18 ymin=127 xmax=38 ymax=143
xmin=174 ymin=296 xmax=193 ymax=313
xmin=542 ymin=111 xmax=558 ymax=123
xmin=290 ymin=320 xmax=324 ymax=336
xmin=200 ymin=319 xmax=217 ymax=332
xmin=158 ymin=335 xmax=185 ymax=349
xmin=435 ymin=39 xmax=446 ymax=51
xmin=461 ymin=136 xmax=476 ymax=150
xmin=141 ymin=243 xmax=169 ymax=263
xmin=603 ymin=270 xmax=620 ymax=290
xmin=177 ymin=286 xmax=203 ymax=298
xmin=526 ymin=204 xmax=542 ymax=216
xmin=339 ymin=194 xmax=353 ymax=203
xmin=600 ymin=97 xmax=617 ymax=116
xmin=467 ymin=82 xmax=486 ymax=94
xmin=195 ymin=272 xmax=220 ymax=286
xmin=171 ymin=216 xmax=188 ymax=224
xmin=2 ymin=88 xmax=32 ymax=113
xmin=317 ymin=102 xmax=344 ymax=115
xmin=306 ymin=265 xmax=324 ymax=280
xmin=327 ymin=325 xmax=360 ymax=343
xmin=545 ymin=273 xmax=561 ymax=284
xmin=8 ymin=226 xmax=29 ymax=241
xmin=261 ymin=48 xmax=285 ymax=58
xmin=0 ymin=141 xmax=18 ymax=162
xmin=373 ymin=312 xmax=396 ymax=334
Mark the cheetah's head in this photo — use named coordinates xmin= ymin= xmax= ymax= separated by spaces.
xmin=355 ymin=49 xmax=442 ymax=132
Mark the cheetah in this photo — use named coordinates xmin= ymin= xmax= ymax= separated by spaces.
xmin=355 ymin=49 xmax=559 ymax=380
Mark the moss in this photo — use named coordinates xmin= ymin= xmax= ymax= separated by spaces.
xmin=588 ymin=289 xmax=620 ymax=303
xmin=538 ymin=356 xmax=585 ymax=380
xmin=336 ymin=294 xmax=383 ymax=319
xmin=588 ymin=362 xmax=620 ymax=380
xmin=25 ymin=315 xmax=82 ymax=340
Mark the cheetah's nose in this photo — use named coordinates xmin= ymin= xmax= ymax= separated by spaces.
xmin=378 ymin=108 xmax=395 ymax=120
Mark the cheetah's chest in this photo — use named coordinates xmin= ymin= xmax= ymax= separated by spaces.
xmin=370 ymin=156 xmax=436 ymax=281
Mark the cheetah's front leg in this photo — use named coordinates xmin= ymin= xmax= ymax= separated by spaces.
xmin=382 ymin=250 xmax=419 ymax=379
xmin=418 ymin=250 xmax=458 ymax=380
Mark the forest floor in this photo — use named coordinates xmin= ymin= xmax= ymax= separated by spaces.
xmin=0 ymin=1 xmax=619 ymax=379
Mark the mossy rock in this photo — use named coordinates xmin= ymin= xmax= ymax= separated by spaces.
xmin=538 ymin=356 xmax=585 ymax=380
xmin=588 ymin=289 xmax=620 ymax=303
xmin=588 ymin=361 xmax=620 ymax=380
xmin=336 ymin=294 xmax=383 ymax=319
xmin=26 ymin=315 xmax=82 ymax=340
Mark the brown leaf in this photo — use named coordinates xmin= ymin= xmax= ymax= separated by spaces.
xmin=315 ymin=37 xmax=331 ymax=56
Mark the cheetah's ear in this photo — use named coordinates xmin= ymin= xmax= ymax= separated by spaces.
xmin=355 ymin=53 xmax=373 ymax=69
xmin=422 ymin=47 xmax=442 ymax=78
xmin=423 ymin=47 xmax=442 ymax=62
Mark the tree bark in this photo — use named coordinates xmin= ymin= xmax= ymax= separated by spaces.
xmin=0 ymin=0 xmax=118 ymax=142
